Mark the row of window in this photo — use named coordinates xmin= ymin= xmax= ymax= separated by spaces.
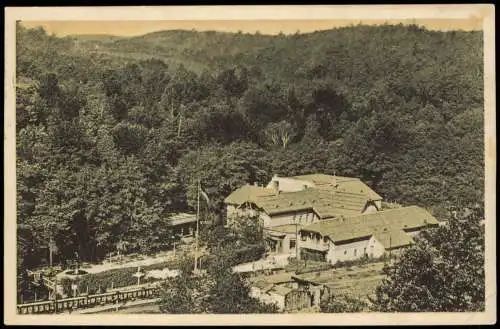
xmin=343 ymin=246 xmax=373 ymax=256
xmin=292 ymin=213 xmax=315 ymax=225
xmin=300 ymin=234 xmax=328 ymax=243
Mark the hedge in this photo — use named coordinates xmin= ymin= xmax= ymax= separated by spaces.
xmin=231 ymin=244 xmax=266 ymax=265
xmin=201 ymin=243 xmax=266 ymax=268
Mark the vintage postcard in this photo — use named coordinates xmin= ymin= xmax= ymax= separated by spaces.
xmin=4 ymin=5 xmax=496 ymax=326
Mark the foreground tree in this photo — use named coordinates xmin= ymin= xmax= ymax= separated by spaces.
xmin=158 ymin=245 xmax=278 ymax=314
xmin=370 ymin=211 xmax=485 ymax=312
xmin=158 ymin=256 xmax=212 ymax=314
xmin=320 ymin=294 xmax=369 ymax=313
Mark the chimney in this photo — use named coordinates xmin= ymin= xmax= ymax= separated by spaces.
xmin=332 ymin=172 xmax=338 ymax=190
xmin=272 ymin=180 xmax=280 ymax=196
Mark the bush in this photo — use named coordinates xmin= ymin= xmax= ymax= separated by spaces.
xmin=295 ymin=262 xmax=332 ymax=275
xmin=231 ymin=244 xmax=265 ymax=265
xmin=202 ymin=243 xmax=265 ymax=268
xmin=332 ymin=254 xmax=392 ymax=269
xmin=320 ymin=294 xmax=369 ymax=313
xmin=286 ymin=258 xmax=333 ymax=274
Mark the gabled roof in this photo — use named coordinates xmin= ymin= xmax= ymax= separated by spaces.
xmin=167 ymin=213 xmax=197 ymax=225
xmin=373 ymin=229 xmax=414 ymax=249
xmin=224 ymin=184 xmax=274 ymax=205
xmin=249 ymin=272 xmax=294 ymax=285
xmin=265 ymin=224 xmax=300 ymax=234
xmin=270 ymin=285 xmax=294 ymax=296
xmin=224 ymin=173 xmax=383 ymax=219
xmin=252 ymin=280 xmax=275 ymax=292
xmin=253 ymin=188 xmax=370 ymax=218
xmin=300 ymin=206 xmax=438 ymax=245
xmin=292 ymin=174 xmax=351 ymax=186
xmin=293 ymin=174 xmax=382 ymax=201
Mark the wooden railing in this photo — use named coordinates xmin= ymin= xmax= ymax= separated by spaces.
xmin=17 ymin=285 xmax=161 ymax=314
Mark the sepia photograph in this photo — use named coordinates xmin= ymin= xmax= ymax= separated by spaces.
xmin=4 ymin=5 xmax=496 ymax=326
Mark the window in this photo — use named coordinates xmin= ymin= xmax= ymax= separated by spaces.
xmin=301 ymin=234 xmax=307 ymax=241
xmin=364 ymin=247 xmax=367 ymax=255
xmin=344 ymin=250 xmax=347 ymax=255
xmin=354 ymin=249 xmax=357 ymax=256
xmin=290 ymin=240 xmax=296 ymax=249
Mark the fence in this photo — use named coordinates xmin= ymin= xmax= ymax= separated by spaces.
xmin=17 ymin=285 xmax=160 ymax=314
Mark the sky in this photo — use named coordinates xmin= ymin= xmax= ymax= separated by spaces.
xmin=19 ymin=18 xmax=483 ymax=37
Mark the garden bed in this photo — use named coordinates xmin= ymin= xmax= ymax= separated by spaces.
xmin=60 ymin=259 xmax=182 ymax=296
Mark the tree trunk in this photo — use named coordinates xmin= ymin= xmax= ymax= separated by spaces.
xmin=177 ymin=114 xmax=183 ymax=137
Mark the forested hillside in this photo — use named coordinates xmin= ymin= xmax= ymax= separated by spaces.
xmin=16 ymin=22 xmax=484 ymax=267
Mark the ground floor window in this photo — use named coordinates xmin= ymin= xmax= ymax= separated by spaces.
xmin=290 ymin=239 xmax=296 ymax=250
xmin=300 ymin=248 xmax=326 ymax=262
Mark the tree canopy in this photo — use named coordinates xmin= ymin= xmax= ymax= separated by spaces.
xmin=370 ymin=211 xmax=485 ymax=312
xmin=16 ymin=23 xmax=484 ymax=270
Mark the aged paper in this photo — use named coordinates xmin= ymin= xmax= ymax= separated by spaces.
xmin=4 ymin=5 xmax=496 ymax=325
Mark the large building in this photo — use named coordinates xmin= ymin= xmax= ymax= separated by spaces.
xmin=298 ymin=205 xmax=439 ymax=263
xmin=224 ymin=173 xmax=383 ymax=256
xmin=225 ymin=173 xmax=439 ymax=263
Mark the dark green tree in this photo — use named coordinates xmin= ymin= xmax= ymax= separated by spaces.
xmin=320 ymin=294 xmax=369 ymax=313
xmin=370 ymin=212 xmax=484 ymax=312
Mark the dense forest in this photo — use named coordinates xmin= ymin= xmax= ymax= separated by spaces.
xmin=16 ymin=22 xmax=484 ymax=269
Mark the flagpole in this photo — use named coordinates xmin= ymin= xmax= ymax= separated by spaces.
xmin=194 ymin=179 xmax=200 ymax=273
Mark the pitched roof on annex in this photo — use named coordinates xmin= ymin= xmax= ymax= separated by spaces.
xmin=249 ymin=272 xmax=294 ymax=285
xmin=300 ymin=206 xmax=438 ymax=245
xmin=373 ymin=229 xmax=415 ymax=249
xmin=269 ymin=285 xmax=294 ymax=296
xmin=167 ymin=213 xmax=197 ymax=226
xmin=265 ymin=224 xmax=300 ymax=235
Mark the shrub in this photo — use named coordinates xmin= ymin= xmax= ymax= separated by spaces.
xmin=231 ymin=244 xmax=265 ymax=265
xmin=295 ymin=262 xmax=332 ymax=275
xmin=332 ymin=254 xmax=392 ymax=269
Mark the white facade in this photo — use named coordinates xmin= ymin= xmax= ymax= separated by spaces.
xmin=405 ymin=229 xmax=422 ymax=238
xmin=262 ymin=210 xmax=318 ymax=228
xmin=325 ymin=236 xmax=385 ymax=264
xmin=226 ymin=204 xmax=260 ymax=224
xmin=298 ymin=234 xmax=388 ymax=264
xmin=265 ymin=230 xmax=303 ymax=256
xmin=363 ymin=204 xmax=379 ymax=214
